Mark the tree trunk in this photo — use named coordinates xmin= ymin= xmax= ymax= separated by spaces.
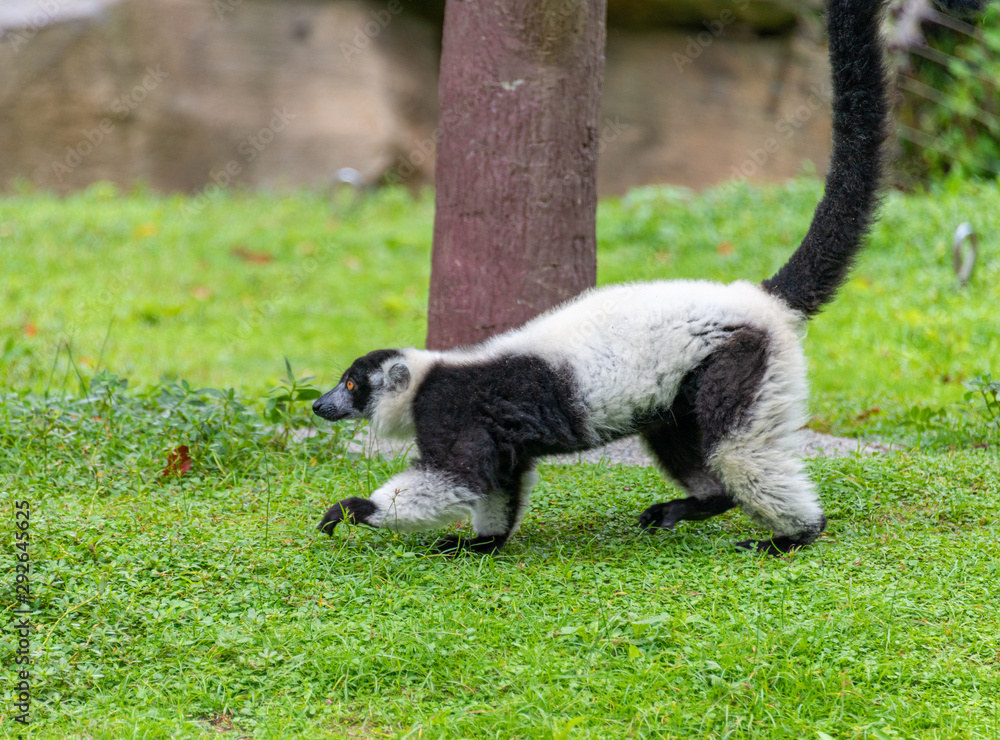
xmin=426 ymin=0 xmax=607 ymax=350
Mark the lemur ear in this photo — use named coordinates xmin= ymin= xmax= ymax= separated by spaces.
xmin=386 ymin=362 xmax=411 ymax=393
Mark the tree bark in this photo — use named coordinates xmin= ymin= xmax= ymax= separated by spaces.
xmin=426 ymin=0 xmax=607 ymax=350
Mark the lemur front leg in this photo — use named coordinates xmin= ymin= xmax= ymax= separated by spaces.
xmin=318 ymin=464 xmax=481 ymax=536
xmin=317 ymin=460 xmax=538 ymax=555
xmin=433 ymin=465 xmax=537 ymax=555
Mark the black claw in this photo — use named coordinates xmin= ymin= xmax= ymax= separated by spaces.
xmin=641 ymin=494 xmax=736 ymax=533
xmin=433 ymin=534 xmax=505 ymax=555
xmin=317 ymin=505 xmax=345 ymax=535
xmin=432 ymin=535 xmax=464 ymax=554
xmin=735 ymin=537 xmax=802 ymax=557
xmin=639 ymin=500 xmax=686 ymax=531
xmin=317 ymin=497 xmax=378 ymax=536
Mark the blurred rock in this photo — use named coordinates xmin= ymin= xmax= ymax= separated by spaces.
xmin=404 ymin=0 xmax=816 ymax=33
xmin=0 ymin=0 xmax=440 ymax=193
xmin=598 ymin=29 xmax=832 ymax=193
xmin=0 ymin=0 xmax=832 ymax=195
xmin=607 ymin=0 xmax=805 ymax=31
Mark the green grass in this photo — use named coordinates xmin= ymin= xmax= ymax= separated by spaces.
xmin=0 ymin=183 xmax=433 ymax=391
xmin=2 ymin=178 xmax=999 ymax=441
xmin=0 ymin=387 xmax=998 ymax=737
xmin=1 ymin=180 xmax=999 ymax=737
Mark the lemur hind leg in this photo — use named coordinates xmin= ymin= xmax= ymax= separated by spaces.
xmin=711 ymin=438 xmax=826 ymax=556
xmin=696 ymin=327 xmax=826 ymax=555
xmin=434 ymin=464 xmax=537 ymax=555
xmin=639 ymin=370 xmax=737 ymax=532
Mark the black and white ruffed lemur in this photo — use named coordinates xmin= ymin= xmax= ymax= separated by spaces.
xmin=312 ymin=0 xmax=981 ymax=556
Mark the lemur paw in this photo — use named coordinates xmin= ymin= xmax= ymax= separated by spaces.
xmin=317 ymin=497 xmax=378 ymax=535
xmin=735 ymin=536 xmax=803 ymax=557
xmin=638 ymin=500 xmax=687 ymax=531
xmin=432 ymin=534 xmax=506 ymax=555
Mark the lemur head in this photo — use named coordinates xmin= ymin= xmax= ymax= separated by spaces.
xmin=313 ymin=349 xmax=411 ymax=424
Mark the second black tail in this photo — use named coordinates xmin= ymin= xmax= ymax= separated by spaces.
xmin=761 ymin=0 xmax=891 ymax=317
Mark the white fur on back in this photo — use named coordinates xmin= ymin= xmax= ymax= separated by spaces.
xmin=476 ymin=279 xmax=804 ymax=439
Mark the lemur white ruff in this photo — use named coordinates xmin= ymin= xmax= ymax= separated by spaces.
xmin=315 ymin=0 xmax=894 ymax=556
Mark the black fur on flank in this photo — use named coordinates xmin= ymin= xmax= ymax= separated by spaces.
xmin=411 ymin=356 xmax=586 ymax=551
xmin=761 ymin=0 xmax=892 ymax=317
xmin=638 ymin=327 xmax=770 ymax=534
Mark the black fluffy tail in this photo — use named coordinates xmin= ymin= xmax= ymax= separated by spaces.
xmin=761 ymin=0 xmax=891 ymax=317
xmin=763 ymin=0 xmax=992 ymax=316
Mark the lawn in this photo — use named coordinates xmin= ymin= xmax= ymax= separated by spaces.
xmin=1 ymin=180 xmax=998 ymax=738
xmin=3 ymin=178 xmax=999 ymax=439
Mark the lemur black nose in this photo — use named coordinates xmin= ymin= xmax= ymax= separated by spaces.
xmin=312 ymin=392 xmax=332 ymax=417
xmin=312 ymin=399 xmax=336 ymax=417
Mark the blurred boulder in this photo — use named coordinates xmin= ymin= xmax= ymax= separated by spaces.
xmin=607 ymin=0 xmax=805 ymax=31
xmin=0 ymin=0 xmax=832 ymax=195
xmin=0 ymin=0 xmax=440 ymax=193
xmin=404 ymin=0 xmax=813 ymax=32
xmin=598 ymin=29 xmax=832 ymax=192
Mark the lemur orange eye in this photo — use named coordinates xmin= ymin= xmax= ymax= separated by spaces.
xmin=345 ymin=380 xmax=355 ymax=391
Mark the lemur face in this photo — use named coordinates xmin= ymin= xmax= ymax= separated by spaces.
xmin=313 ymin=349 xmax=408 ymax=423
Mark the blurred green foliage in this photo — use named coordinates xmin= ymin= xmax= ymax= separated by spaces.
xmin=897 ymin=3 xmax=1000 ymax=184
